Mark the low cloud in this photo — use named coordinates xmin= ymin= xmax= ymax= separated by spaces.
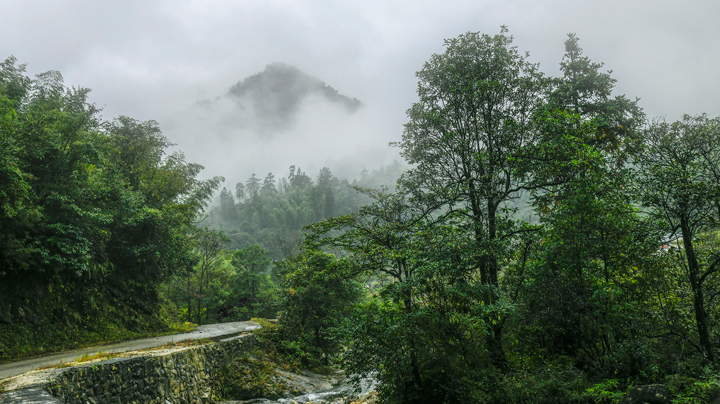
xmin=163 ymin=63 xmax=399 ymax=187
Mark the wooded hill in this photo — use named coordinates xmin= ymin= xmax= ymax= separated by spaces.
xmin=205 ymin=162 xmax=403 ymax=258
xmin=0 ymin=57 xmax=222 ymax=361
xmin=4 ymin=27 xmax=720 ymax=404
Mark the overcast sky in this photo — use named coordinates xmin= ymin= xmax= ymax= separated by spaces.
xmin=2 ymin=0 xmax=719 ymax=185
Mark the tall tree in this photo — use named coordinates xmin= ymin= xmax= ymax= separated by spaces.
xmin=262 ymin=172 xmax=277 ymax=194
xmin=232 ymin=243 xmax=272 ymax=302
xmin=0 ymin=59 xmax=34 ymax=276
xmin=246 ymin=173 xmax=260 ymax=196
xmin=636 ymin=114 xmax=720 ymax=364
xmin=191 ymin=228 xmax=230 ymax=325
xmin=397 ymin=27 xmax=548 ymax=367
xmin=218 ymin=187 xmax=238 ymax=225
xmin=515 ymin=33 xmax=650 ymax=374
xmin=234 ymin=182 xmax=246 ymax=203
xmin=548 ymin=33 xmax=644 ymax=155
xmin=305 ymin=187 xmax=494 ymax=402
xmin=0 ymin=57 xmax=222 ymax=355
xmin=106 ymin=116 xmax=172 ymax=193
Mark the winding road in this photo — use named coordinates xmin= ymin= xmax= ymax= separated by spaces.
xmin=0 ymin=321 xmax=260 ymax=381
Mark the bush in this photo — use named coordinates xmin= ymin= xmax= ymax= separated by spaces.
xmin=276 ymin=250 xmax=362 ymax=369
xmin=667 ymin=368 xmax=720 ymax=404
xmin=219 ymin=354 xmax=287 ymax=400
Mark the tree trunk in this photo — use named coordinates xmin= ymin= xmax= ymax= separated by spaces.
xmin=403 ymin=296 xmax=424 ymax=396
xmin=197 ymin=267 xmax=204 ymax=326
xmin=467 ymin=180 xmax=508 ymax=369
xmin=681 ymin=214 xmax=714 ymax=363
xmin=187 ymin=271 xmax=193 ymax=323
xmin=481 ymin=198 xmax=507 ymax=369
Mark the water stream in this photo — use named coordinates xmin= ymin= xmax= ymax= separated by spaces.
xmin=222 ymin=376 xmax=376 ymax=404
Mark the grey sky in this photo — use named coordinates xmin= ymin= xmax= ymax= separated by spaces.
xmin=2 ymin=0 xmax=719 ymax=184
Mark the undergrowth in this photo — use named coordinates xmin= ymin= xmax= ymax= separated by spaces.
xmin=0 ymin=292 xmax=196 ymax=364
xmin=249 ymin=317 xmax=333 ymax=374
xmin=219 ymin=353 xmax=289 ymax=400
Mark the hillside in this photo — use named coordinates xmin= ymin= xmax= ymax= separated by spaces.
xmin=227 ymin=62 xmax=362 ymax=131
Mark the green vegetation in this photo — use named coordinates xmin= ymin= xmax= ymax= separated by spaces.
xmin=263 ymin=29 xmax=720 ymax=403
xmin=4 ymin=26 xmax=720 ymax=404
xmin=0 ymin=57 xmax=220 ymax=362
xmin=220 ymin=354 xmax=289 ymax=401
xmin=275 ymin=251 xmax=363 ymax=370
xmin=160 ymin=238 xmax=283 ymax=325
xmin=206 ymin=163 xmax=403 ymax=259
xmin=219 ymin=318 xmax=337 ymax=401
xmin=159 ymin=165 xmax=399 ymax=327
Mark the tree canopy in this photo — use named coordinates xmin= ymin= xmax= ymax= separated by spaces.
xmin=4 ymin=27 xmax=720 ymax=404
xmin=0 ymin=56 xmax=221 ymax=359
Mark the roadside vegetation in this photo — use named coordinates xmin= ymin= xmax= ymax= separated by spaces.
xmin=0 ymin=57 xmax=214 ymax=363
xmin=4 ymin=27 xmax=720 ymax=404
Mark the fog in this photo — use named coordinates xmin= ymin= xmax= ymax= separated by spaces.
xmin=2 ymin=0 xmax=719 ymax=185
xmin=164 ymin=63 xmax=397 ymax=185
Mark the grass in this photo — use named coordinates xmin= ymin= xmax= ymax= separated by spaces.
xmin=0 ymin=320 xmax=198 ymax=365
xmin=74 ymin=351 xmax=121 ymax=363
xmin=169 ymin=321 xmax=197 ymax=333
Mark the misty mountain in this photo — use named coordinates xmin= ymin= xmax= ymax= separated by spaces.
xmin=226 ymin=62 xmax=362 ymax=131
xmin=164 ymin=63 xmax=396 ymax=188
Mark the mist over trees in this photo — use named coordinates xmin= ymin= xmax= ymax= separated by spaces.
xmin=3 ymin=25 xmax=720 ymax=404
xmin=163 ymin=62 xmax=386 ymax=190
xmin=204 ymin=162 xmax=404 ymax=258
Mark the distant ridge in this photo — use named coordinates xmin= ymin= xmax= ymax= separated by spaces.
xmin=227 ymin=62 xmax=362 ymax=131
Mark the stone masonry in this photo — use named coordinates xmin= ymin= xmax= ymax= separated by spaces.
xmin=1 ymin=334 xmax=254 ymax=404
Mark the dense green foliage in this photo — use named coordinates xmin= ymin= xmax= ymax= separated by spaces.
xmin=635 ymin=114 xmax=720 ymax=365
xmin=159 ymin=164 xmax=401 ymax=326
xmin=160 ymin=238 xmax=282 ymax=325
xmin=0 ymin=57 xmax=221 ymax=361
xmin=273 ymin=30 xmax=720 ymax=403
xmin=220 ymin=352 xmax=289 ymax=400
xmin=4 ymin=27 xmax=720 ymax=404
xmin=205 ymin=163 xmax=403 ymax=259
xmin=276 ymin=250 xmax=363 ymax=368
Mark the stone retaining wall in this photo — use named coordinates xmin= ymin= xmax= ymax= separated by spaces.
xmin=2 ymin=334 xmax=254 ymax=404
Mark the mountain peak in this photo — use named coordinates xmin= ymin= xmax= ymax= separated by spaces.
xmin=227 ymin=63 xmax=362 ymax=131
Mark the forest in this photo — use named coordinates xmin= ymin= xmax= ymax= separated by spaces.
xmin=3 ymin=27 xmax=720 ymax=403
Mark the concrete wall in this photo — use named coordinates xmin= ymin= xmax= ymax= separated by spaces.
xmin=1 ymin=334 xmax=254 ymax=404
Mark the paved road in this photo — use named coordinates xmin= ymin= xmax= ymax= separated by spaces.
xmin=0 ymin=321 xmax=260 ymax=381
